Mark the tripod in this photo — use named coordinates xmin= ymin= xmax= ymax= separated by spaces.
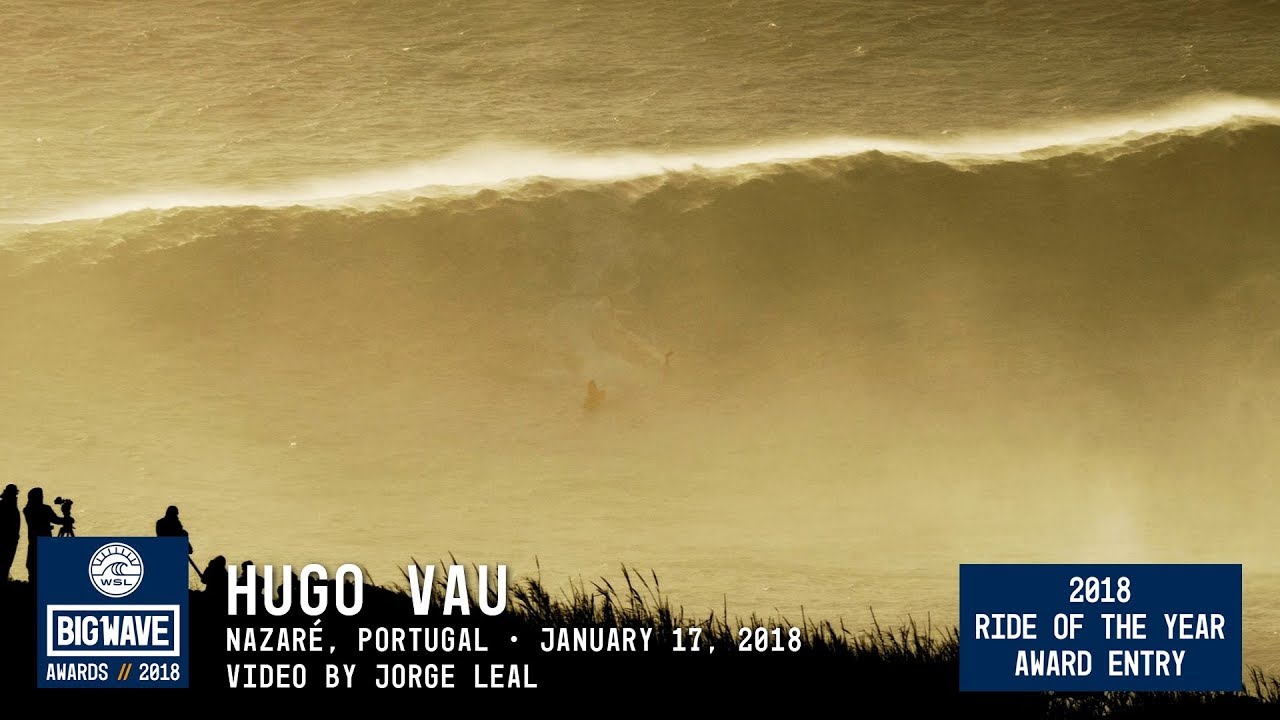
xmin=54 ymin=498 xmax=75 ymax=537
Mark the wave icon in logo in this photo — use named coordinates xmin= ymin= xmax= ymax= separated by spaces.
xmin=88 ymin=542 xmax=145 ymax=598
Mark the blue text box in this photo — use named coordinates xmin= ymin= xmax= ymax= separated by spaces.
xmin=959 ymin=564 xmax=1242 ymax=692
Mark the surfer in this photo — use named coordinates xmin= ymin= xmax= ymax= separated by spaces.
xmin=583 ymin=380 xmax=606 ymax=411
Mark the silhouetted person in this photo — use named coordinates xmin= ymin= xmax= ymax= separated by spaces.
xmin=0 ymin=484 xmax=18 ymax=581
xmin=198 ymin=555 xmax=228 ymax=603
xmin=22 ymin=488 xmax=69 ymax=586
xmin=54 ymin=497 xmax=74 ymax=537
xmin=156 ymin=505 xmax=193 ymax=555
xmin=276 ymin=571 xmax=303 ymax=615
xmin=240 ymin=560 xmax=267 ymax=606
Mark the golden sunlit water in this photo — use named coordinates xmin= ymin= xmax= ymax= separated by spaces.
xmin=2 ymin=0 xmax=1279 ymax=679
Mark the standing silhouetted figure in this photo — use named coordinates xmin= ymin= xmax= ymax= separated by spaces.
xmin=198 ymin=555 xmax=229 ymax=603
xmin=0 ymin=484 xmax=19 ymax=581
xmin=240 ymin=560 xmax=267 ymax=608
xmin=22 ymin=488 xmax=69 ymax=586
xmin=276 ymin=571 xmax=303 ymax=616
xmin=156 ymin=505 xmax=193 ymax=555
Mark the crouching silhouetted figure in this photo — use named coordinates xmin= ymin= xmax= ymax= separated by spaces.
xmin=239 ymin=561 xmax=269 ymax=611
xmin=155 ymin=505 xmax=193 ymax=555
xmin=198 ymin=555 xmax=229 ymax=602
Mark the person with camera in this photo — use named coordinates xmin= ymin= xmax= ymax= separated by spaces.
xmin=54 ymin=496 xmax=75 ymax=537
xmin=22 ymin=488 xmax=71 ymax=586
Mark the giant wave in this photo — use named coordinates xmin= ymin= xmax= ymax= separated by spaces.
xmin=1 ymin=100 xmax=1277 ymax=460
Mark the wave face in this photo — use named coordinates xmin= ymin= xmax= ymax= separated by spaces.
xmin=2 ymin=115 xmax=1279 ymax=590
xmin=5 ymin=119 xmax=1280 ymax=390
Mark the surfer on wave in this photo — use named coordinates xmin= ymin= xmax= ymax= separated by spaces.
xmin=583 ymin=380 xmax=606 ymax=411
xmin=581 ymin=351 xmax=673 ymax=411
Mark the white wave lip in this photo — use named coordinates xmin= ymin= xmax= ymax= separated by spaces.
xmin=14 ymin=95 xmax=1280 ymax=226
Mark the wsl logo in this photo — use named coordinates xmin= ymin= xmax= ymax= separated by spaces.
xmin=89 ymin=542 xmax=144 ymax=598
xmin=37 ymin=536 xmax=190 ymax=688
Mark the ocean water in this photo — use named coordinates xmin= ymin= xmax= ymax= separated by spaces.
xmin=2 ymin=0 xmax=1279 ymax=675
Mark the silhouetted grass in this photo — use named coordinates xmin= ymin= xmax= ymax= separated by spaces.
xmin=347 ymin=559 xmax=1275 ymax=715
xmin=2 ymin=560 xmax=1277 ymax=716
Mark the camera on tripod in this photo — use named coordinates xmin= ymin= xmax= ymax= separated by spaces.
xmin=54 ymin=496 xmax=75 ymax=537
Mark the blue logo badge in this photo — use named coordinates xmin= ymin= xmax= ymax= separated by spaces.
xmin=37 ymin=536 xmax=190 ymax=688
